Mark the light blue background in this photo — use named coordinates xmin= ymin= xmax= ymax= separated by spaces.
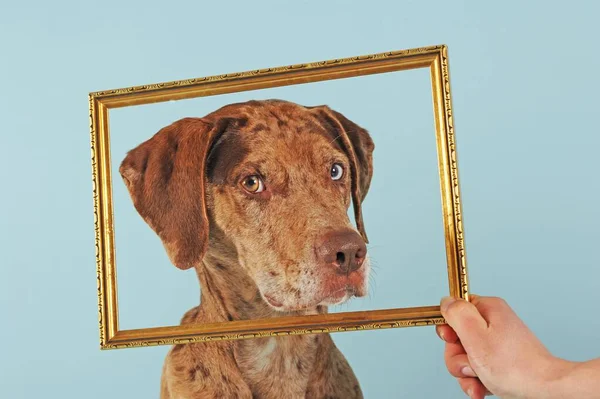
xmin=1 ymin=1 xmax=598 ymax=398
xmin=111 ymin=67 xmax=448 ymax=330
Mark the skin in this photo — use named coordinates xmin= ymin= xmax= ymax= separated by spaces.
xmin=437 ymin=295 xmax=600 ymax=399
xmin=119 ymin=100 xmax=375 ymax=399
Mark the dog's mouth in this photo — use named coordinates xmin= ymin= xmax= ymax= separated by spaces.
xmin=264 ymin=294 xmax=284 ymax=308
xmin=260 ymin=259 xmax=370 ymax=312
xmin=318 ymin=285 xmax=358 ymax=306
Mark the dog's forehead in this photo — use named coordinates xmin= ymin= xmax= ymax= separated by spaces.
xmin=241 ymin=109 xmax=341 ymax=156
xmin=213 ymin=99 xmax=309 ymax=117
xmin=206 ymin=101 xmax=346 ymax=183
xmin=211 ymin=100 xmax=339 ymax=148
xmin=222 ymin=101 xmax=320 ymax=130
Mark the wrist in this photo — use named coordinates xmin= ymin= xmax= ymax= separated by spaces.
xmin=534 ymin=356 xmax=579 ymax=399
xmin=547 ymin=358 xmax=600 ymax=399
xmin=527 ymin=355 xmax=576 ymax=399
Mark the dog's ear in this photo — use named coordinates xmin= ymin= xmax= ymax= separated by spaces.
xmin=310 ymin=106 xmax=375 ymax=243
xmin=119 ymin=117 xmax=233 ymax=270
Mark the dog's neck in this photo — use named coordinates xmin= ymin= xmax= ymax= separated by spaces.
xmin=195 ymin=253 xmax=269 ymax=322
xmin=193 ymin=251 xmax=330 ymax=396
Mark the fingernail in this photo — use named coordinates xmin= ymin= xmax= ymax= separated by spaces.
xmin=440 ymin=296 xmax=456 ymax=312
xmin=466 ymin=388 xmax=474 ymax=398
xmin=439 ymin=330 xmax=446 ymax=341
xmin=461 ymin=365 xmax=477 ymax=377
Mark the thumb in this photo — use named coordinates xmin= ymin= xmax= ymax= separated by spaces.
xmin=440 ymin=297 xmax=488 ymax=352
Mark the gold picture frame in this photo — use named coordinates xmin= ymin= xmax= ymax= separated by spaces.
xmin=89 ymin=44 xmax=469 ymax=350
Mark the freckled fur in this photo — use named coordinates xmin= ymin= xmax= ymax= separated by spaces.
xmin=120 ymin=100 xmax=375 ymax=399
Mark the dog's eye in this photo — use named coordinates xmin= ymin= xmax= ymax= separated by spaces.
xmin=330 ymin=163 xmax=344 ymax=181
xmin=241 ymin=175 xmax=265 ymax=193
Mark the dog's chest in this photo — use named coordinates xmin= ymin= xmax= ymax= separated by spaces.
xmin=234 ymin=336 xmax=319 ymax=397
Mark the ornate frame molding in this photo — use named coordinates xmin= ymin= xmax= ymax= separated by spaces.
xmin=89 ymin=44 xmax=469 ymax=349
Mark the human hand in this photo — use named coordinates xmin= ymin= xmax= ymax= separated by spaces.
xmin=436 ymin=295 xmax=572 ymax=399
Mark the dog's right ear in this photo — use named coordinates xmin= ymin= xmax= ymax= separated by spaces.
xmin=309 ymin=105 xmax=375 ymax=243
xmin=119 ymin=117 xmax=233 ymax=270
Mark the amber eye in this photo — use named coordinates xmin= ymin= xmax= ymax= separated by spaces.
xmin=241 ymin=175 xmax=265 ymax=193
xmin=330 ymin=163 xmax=344 ymax=181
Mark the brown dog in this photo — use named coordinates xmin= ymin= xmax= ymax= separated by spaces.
xmin=119 ymin=99 xmax=375 ymax=398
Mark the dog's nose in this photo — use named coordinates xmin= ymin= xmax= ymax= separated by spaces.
xmin=315 ymin=230 xmax=367 ymax=274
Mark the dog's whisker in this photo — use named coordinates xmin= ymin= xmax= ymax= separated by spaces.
xmin=328 ymin=133 xmax=343 ymax=145
xmin=368 ymin=262 xmax=380 ymax=272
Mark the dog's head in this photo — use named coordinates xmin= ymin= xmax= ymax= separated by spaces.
xmin=120 ymin=100 xmax=374 ymax=312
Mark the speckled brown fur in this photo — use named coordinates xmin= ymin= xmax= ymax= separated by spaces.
xmin=120 ymin=100 xmax=374 ymax=399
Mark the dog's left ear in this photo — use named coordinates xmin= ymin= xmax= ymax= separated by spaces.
xmin=119 ymin=117 xmax=234 ymax=270
xmin=310 ymin=106 xmax=375 ymax=243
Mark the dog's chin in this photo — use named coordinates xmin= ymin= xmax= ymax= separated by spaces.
xmin=319 ymin=281 xmax=372 ymax=308
xmin=318 ymin=288 xmax=356 ymax=307
xmin=261 ymin=286 xmax=360 ymax=313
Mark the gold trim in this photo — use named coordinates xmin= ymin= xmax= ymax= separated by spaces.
xmin=106 ymin=308 xmax=445 ymax=350
xmin=89 ymin=44 xmax=470 ymax=349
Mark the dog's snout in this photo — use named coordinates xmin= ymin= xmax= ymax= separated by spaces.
xmin=315 ymin=230 xmax=367 ymax=274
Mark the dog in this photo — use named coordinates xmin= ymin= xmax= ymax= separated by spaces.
xmin=119 ymin=99 xmax=375 ymax=398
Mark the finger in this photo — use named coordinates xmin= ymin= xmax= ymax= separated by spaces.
xmin=471 ymin=295 xmax=516 ymax=326
xmin=444 ymin=352 xmax=477 ymax=378
xmin=436 ymin=324 xmax=459 ymax=343
xmin=457 ymin=377 xmax=488 ymax=399
xmin=444 ymin=341 xmax=467 ymax=361
xmin=440 ymin=297 xmax=488 ymax=352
